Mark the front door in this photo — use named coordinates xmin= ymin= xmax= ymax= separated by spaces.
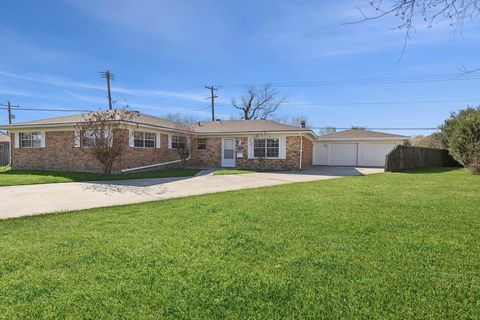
xmin=222 ymin=138 xmax=236 ymax=167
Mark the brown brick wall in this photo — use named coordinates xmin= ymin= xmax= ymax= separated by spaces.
xmin=235 ymin=136 xmax=303 ymax=170
xmin=11 ymin=131 xmax=314 ymax=172
xmin=302 ymin=137 xmax=313 ymax=168
xmin=190 ymin=137 xmax=222 ymax=167
xmin=11 ymin=130 xmax=186 ymax=173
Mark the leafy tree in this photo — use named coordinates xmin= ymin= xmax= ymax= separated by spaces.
xmin=438 ymin=106 xmax=480 ymax=174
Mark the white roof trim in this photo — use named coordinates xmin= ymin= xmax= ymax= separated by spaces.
xmin=317 ymin=137 xmax=410 ymax=141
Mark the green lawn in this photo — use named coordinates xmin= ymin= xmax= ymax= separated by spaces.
xmin=0 ymin=167 xmax=199 ymax=186
xmin=213 ymin=168 xmax=259 ymax=175
xmin=1 ymin=168 xmax=479 ymax=319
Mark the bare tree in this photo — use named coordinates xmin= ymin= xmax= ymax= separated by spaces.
xmin=232 ymin=83 xmax=286 ymax=120
xmin=164 ymin=113 xmax=200 ymax=125
xmin=176 ymin=137 xmax=192 ymax=167
xmin=318 ymin=127 xmax=336 ymax=136
xmin=351 ymin=1 xmax=480 ymax=59
xmin=275 ymin=115 xmax=310 ymax=127
xmin=76 ymin=109 xmax=138 ymax=174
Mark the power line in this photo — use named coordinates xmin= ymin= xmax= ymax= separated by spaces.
xmin=0 ymin=107 xmax=93 ymax=112
xmin=0 ymin=101 xmax=19 ymax=124
xmin=215 ymin=98 xmax=480 ymax=107
xmin=212 ymin=72 xmax=480 ymax=89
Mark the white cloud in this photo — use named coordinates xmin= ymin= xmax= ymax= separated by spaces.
xmin=0 ymin=70 xmax=207 ymax=103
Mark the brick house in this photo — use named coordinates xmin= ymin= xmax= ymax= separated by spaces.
xmin=0 ymin=111 xmax=316 ymax=172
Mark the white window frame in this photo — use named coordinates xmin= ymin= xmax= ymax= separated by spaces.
xmin=253 ymin=138 xmax=280 ymax=159
xmin=81 ymin=129 xmax=110 ymax=147
xmin=196 ymin=138 xmax=207 ymax=150
xmin=18 ymin=131 xmax=43 ymax=149
xmin=171 ymin=135 xmax=187 ymax=149
xmin=133 ymin=131 xmax=156 ymax=148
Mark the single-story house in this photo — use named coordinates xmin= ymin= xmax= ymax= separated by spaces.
xmin=313 ymin=129 xmax=409 ymax=167
xmin=0 ymin=112 xmax=316 ymax=172
xmin=0 ymin=133 xmax=10 ymax=166
xmin=0 ymin=111 xmax=409 ymax=172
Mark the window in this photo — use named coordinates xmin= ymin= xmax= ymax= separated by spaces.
xmin=171 ymin=135 xmax=187 ymax=149
xmin=196 ymin=138 xmax=207 ymax=150
xmin=82 ymin=129 xmax=109 ymax=147
xmin=134 ymin=131 xmax=156 ymax=148
xmin=253 ymin=138 xmax=279 ymax=158
xmin=19 ymin=132 xmax=42 ymax=148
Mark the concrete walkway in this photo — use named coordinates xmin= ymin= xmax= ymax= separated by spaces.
xmin=0 ymin=167 xmax=383 ymax=219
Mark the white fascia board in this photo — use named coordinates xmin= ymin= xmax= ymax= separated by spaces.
xmin=317 ymin=137 xmax=410 ymax=142
xmin=196 ymin=130 xmax=316 ymax=138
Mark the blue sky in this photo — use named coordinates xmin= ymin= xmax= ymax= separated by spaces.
xmin=1 ymin=0 xmax=479 ymax=136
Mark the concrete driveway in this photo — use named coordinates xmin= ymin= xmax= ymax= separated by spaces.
xmin=0 ymin=167 xmax=383 ymax=219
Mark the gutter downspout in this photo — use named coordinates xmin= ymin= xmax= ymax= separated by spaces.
xmin=299 ymin=133 xmax=303 ymax=170
xmin=8 ymin=131 xmax=12 ymax=166
xmin=121 ymin=154 xmax=192 ymax=173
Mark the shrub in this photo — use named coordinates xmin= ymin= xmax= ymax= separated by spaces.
xmin=439 ymin=107 xmax=480 ymax=174
xmin=411 ymin=134 xmax=443 ymax=149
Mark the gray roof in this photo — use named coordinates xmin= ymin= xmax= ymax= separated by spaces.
xmin=3 ymin=111 xmax=193 ymax=132
xmin=192 ymin=120 xmax=308 ymax=134
xmin=1 ymin=113 xmax=310 ymax=135
xmin=318 ymin=129 xmax=409 ymax=140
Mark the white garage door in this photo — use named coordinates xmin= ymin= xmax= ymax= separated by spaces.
xmin=362 ymin=143 xmax=396 ymax=167
xmin=329 ymin=143 xmax=358 ymax=166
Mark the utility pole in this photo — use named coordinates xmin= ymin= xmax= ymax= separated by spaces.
xmin=1 ymin=101 xmax=18 ymax=124
xmin=99 ymin=71 xmax=115 ymax=110
xmin=205 ymin=85 xmax=218 ymax=121
xmin=7 ymin=101 xmax=12 ymax=124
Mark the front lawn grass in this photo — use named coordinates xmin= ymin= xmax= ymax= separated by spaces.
xmin=213 ymin=168 xmax=259 ymax=175
xmin=0 ymin=168 xmax=479 ymax=318
xmin=0 ymin=167 xmax=199 ymax=186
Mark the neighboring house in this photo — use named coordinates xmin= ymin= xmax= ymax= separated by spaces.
xmin=0 ymin=133 xmax=10 ymax=166
xmin=313 ymin=129 xmax=409 ymax=167
xmin=0 ymin=112 xmax=316 ymax=172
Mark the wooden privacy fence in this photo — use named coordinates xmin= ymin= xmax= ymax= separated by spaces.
xmin=0 ymin=142 xmax=10 ymax=166
xmin=385 ymin=145 xmax=460 ymax=172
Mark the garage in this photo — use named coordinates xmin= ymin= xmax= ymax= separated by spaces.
xmin=313 ymin=129 xmax=409 ymax=167
xmin=328 ymin=143 xmax=358 ymax=166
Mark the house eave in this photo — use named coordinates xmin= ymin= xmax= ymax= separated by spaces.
xmin=0 ymin=121 xmax=195 ymax=135
xmin=317 ymin=137 xmax=410 ymax=141
xmin=196 ymin=129 xmax=317 ymax=139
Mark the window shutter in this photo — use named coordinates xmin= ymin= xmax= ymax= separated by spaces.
xmin=128 ymin=129 xmax=134 ymax=147
xmin=156 ymin=132 xmax=161 ymax=148
xmin=40 ymin=131 xmax=46 ymax=148
xmin=168 ymin=134 xmax=172 ymax=149
xmin=14 ymin=132 xmax=19 ymax=149
xmin=279 ymin=136 xmax=286 ymax=159
xmin=74 ymin=130 xmax=81 ymax=147
xmin=247 ymin=138 xmax=253 ymax=159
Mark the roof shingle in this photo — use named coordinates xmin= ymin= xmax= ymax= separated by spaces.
xmin=318 ymin=129 xmax=409 ymax=140
xmin=192 ymin=120 xmax=307 ymax=133
xmin=4 ymin=112 xmax=193 ymax=132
